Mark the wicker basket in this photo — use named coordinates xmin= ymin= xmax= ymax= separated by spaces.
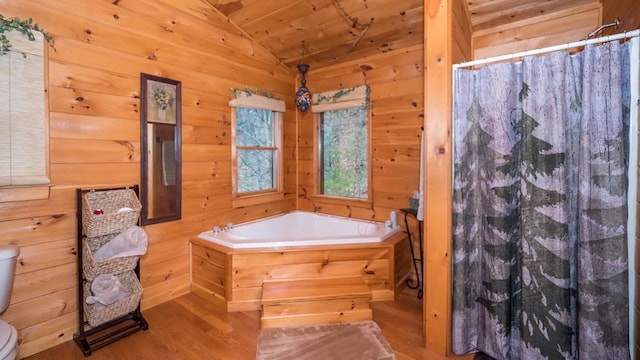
xmin=83 ymin=271 xmax=143 ymax=327
xmin=82 ymin=234 xmax=139 ymax=281
xmin=82 ymin=189 xmax=141 ymax=237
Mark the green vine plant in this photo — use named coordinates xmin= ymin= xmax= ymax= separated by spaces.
xmin=315 ymin=84 xmax=370 ymax=106
xmin=0 ymin=14 xmax=55 ymax=56
xmin=230 ymin=87 xmax=279 ymax=100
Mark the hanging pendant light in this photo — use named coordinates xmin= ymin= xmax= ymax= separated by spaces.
xmin=295 ymin=41 xmax=312 ymax=112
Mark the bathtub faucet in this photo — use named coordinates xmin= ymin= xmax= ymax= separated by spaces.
xmin=226 ymin=222 xmax=233 ymax=230
xmin=212 ymin=226 xmax=221 ymax=233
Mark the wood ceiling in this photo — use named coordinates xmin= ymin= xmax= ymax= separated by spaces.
xmin=467 ymin=0 xmax=599 ymax=32
xmin=204 ymin=0 xmax=601 ymax=70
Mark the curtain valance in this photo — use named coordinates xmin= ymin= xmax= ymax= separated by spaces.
xmin=311 ymin=85 xmax=370 ymax=113
xmin=229 ymin=89 xmax=285 ymax=112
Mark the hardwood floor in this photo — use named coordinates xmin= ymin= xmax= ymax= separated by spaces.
xmin=25 ymin=287 xmax=454 ymax=360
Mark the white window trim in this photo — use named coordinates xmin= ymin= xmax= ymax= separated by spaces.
xmin=312 ymin=91 xmax=373 ymax=206
xmin=229 ymin=91 xmax=285 ymax=208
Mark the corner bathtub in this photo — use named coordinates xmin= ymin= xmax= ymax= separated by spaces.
xmin=197 ymin=211 xmax=400 ymax=249
xmin=190 ymin=211 xmax=410 ymax=313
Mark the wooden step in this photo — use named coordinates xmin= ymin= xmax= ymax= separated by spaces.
xmin=260 ymin=277 xmax=373 ymax=328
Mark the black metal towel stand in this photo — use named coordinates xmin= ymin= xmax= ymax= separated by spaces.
xmin=73 ymin=185 xmax=148 ymax=356
xmin=401 ymin=208 xmax=423 ymax=299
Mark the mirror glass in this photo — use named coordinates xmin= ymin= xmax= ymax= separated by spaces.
xmin=140 ymin=73 xmax=182 ymax=225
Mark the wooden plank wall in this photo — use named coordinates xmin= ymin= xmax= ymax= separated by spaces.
xmin=472 ymin=2 xmax=602 ymax=61
xmin=1 ymin=0 xmax=631 ymax=358
xmin=603 ymin=0 xmax=640 ymax=35
xmin=295 ymin=46 xmax=426 ymax=312
xmin=452 ymin=0 xmax=473 ymax=64
xmin=295 ymin=46 xmax=424 ymax=297
xmin=297 ymin=46 xmax=424 ymax=224
xmin=0 ymin=0 xmax=296 ymax=357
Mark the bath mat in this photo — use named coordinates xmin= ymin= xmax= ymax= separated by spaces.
xmin=256 ymin=320 xmax=396 ymax=360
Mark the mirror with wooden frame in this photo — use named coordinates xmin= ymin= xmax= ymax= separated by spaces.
xmin=140 ymin=73 xmax=182 ymax=225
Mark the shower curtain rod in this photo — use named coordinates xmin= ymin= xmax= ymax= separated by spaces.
xmin=585 ymin=18 xmax=621 ymax=40
xmin=454 ymin=29 xmax=640 ymax=69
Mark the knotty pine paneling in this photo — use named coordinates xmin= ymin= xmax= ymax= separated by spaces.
xmin=2 ymin=287 xmax=77 ymax=332
xmin=297 ymin=46 xmax=424 ymax=224
xmin=139 ymin=256 xmax=190 ymax=287
xmin=18 ymin=313 xmax=76 ymax=358
xmin=11 ymin=263 xmax=77 ymax=305
xmin=3 ymin=0 xmax=629 ymax=358
xmin=50 ymin=139 xmax=141 ymax=164
xmin=12 ymin=238 xmax=77 ymax=277
xmin=48 ymin=114 xmax=140 ymax=141
xmin=191 ymin=236 xmax=403 ymax=312
xmin=141 ymin=274 xmax=191 ymax=310
xmin=0 ymin=0 xmax=295 ymax=358
xmin=0 ymin=214 xmax=75 ymax=247
xmin=602 ymin=0 xmax=640 ymax=33
xmin=452 ymin=0 xmax=473 ymax=64
xmin=0 ymin=188 xmax=76 ymax=222
xmin=473 ymin=2 xmax=601 ymax=61
xmin=467 ymin=0 xmax=598 ymax=32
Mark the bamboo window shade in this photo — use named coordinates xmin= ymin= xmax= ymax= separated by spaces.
xmin=0 ymin=31 xmax=49 ymax=186
xmin=311 ymin=85 xmax=370 ymax=113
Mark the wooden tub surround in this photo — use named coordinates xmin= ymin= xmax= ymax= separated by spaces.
xmin=261 ymin=277 xmax=372 ymax=328
xmin=190 ymin=231 xmax=409 ymax=326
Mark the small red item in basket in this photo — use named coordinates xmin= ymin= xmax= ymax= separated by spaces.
xmin=93 ymin=209 xmax=104 ymax=215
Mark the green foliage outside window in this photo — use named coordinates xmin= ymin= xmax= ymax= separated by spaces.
xmin=320 ymin=107 xmax=368 ymax=199
xmin=235 ymin=107 xmax=277 ymax=193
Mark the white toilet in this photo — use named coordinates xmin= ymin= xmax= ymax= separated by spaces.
xmin=0 ymin=245 xmax=19 ymax=360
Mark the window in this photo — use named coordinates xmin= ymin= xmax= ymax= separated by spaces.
xmin=0 ymin=31 xmax=50 ymax=202
xmin=235 ymin=107 xmax=279 ymax=193
xmin=312 ymin=85 xmax=371 ymax=202
xmin=229 ymin=90 xmax=285 ymax=206
xmin=319 ymin=107 xmax=368 ymax=198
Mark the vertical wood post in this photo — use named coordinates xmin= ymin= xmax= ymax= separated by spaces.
xmin=424 ymin=0 xmax=453 ymax=355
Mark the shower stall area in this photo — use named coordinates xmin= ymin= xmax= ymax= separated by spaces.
xmin=450 ymin=31 xmax=640 ymax=359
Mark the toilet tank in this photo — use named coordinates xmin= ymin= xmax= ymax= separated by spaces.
xmin=0 ymin=245 xmax=20 ymax=313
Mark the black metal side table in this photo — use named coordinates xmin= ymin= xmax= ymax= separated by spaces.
xmin=400 ymin=208 xmax=423 ymax=299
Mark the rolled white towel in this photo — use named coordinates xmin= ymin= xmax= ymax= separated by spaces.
xmin=93 ymin=226 xmax=148 ymax=260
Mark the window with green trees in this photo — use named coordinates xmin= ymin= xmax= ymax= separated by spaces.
xmin=319 ymin=106 xmax=368 ymax=199
xmin=233 ymin=107 xmax=280 ymax=194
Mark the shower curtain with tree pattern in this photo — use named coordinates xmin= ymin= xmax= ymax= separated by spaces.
xmin=452 ymin=41 xmax=631 ymax=360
